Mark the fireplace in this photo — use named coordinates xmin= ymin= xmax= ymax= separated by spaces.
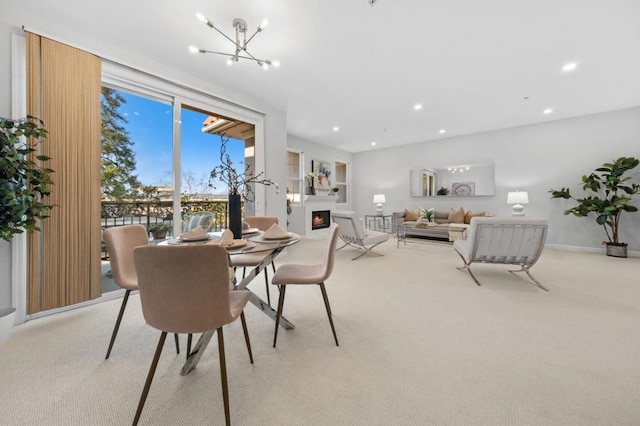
xmin=311 ymin=210 xmax=331 ymax=230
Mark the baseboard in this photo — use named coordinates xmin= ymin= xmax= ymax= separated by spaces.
xmin=545 ymin=243 xmax=640 ymax=258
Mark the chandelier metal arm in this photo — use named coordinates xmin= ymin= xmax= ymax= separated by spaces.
xmin=200 ymin=50 xmax=270 ymax=65
xmin=243 ymin=27 xmax=262 ymax=48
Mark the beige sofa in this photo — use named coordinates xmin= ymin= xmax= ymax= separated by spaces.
xmin=393 ymin=207 xmax=486 ymax=243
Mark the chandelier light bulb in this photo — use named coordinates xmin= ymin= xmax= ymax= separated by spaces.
xmin=196 ymin=12 xmax=206 ymax=23
xmin=259 ymin=19 xmax=269 ymax=30
xmin=226 ymin=58 xmax=234 ymax=66
xmin=262 ymin=62 xmax=269 ymax=70
xmin=188 ymin=45 xmax=199 ymax=54
xmin=271 ymin=60 xmax=280 ymax=67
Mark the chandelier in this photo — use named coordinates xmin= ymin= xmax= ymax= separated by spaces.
xmin=189 ymin=13 xmax=279 ymax=70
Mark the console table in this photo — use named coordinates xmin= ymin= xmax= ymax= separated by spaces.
xmin=365 ymin=214 xmax=393 ymax=233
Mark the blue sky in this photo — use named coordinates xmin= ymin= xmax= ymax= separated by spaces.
xmin=115 ymin=90 xmax=244 ymax=194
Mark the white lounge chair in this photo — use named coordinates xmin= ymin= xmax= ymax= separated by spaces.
xmin=453 ymin=216 xmax=549 ymax=290
xmin=331 ymin=211 xmax=390 ymax=260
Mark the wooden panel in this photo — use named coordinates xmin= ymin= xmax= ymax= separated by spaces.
xmin=26 ymin=34 xmax=102 ymax=313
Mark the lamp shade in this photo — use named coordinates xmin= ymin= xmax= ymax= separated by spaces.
xmin=373 ymin=194 xmax=386 ymax=204
xmin=507 ymin=191 xmax=529 ymax=205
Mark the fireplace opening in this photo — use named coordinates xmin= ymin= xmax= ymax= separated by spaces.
xmin=311 ymin=210 xmax=331 ymax=230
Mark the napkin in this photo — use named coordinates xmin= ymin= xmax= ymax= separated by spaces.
xmin=263 ymin=223 xmax=288 ymax=239
xmin=242 ymin=221 xmax=250 ymax=230
xmin=180 ymin=225 xmax=206 ymax=239
xmin=221 ymin=229 xmax=234 ymax=244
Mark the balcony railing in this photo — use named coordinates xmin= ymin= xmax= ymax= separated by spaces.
xmin=101 ymin=199 xmax=237 ymax=231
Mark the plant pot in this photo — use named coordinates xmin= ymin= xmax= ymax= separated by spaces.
xmin=0 ymin=307 xmax=16 ymax=345
xmin=152 ymin=230 xmax=167 ymax=240
xmin=606 ymin=243 xmax=627 ymax=258
xmin=228 ymin=193 xmax=243 ymax=239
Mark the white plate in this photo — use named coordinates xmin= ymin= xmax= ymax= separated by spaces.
xmin=261 ymin=232 xmax=294 ymax=240
xmin=219 ymin=239 xmax=247 ymax=249
xmin=178 ymin=234 xmax=210 ymax=242
xmin=242 ymin=228 xmax=260 ymax=235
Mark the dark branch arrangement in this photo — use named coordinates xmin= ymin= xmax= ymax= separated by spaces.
xmin=209 ymin=134 xmax=278 ymax=201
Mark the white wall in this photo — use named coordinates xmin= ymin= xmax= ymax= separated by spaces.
xmin=352 ymin=107 xmax=640 ymax=251
xmin=286 ymin=134 xmax=354 ymax=235
xmin=0 ymin=12 xmax=287 ymax=310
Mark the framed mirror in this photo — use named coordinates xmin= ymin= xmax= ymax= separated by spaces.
xmin=410 ymin=161 xmax=495 ymax=197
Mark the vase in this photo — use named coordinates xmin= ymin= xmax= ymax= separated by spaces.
xmin=228 ymin=193 xmax=243 ymax=239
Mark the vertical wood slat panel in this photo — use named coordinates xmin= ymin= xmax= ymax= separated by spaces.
xmin=27 ymin=34 xmax=101 ymax=313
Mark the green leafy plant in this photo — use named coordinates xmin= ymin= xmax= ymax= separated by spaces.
xmin=549 ymin=157 xmax=640 ymax=245
xmin=421 ymin=207 xmax=435 ymax=221
xmin=436 ymin=187 xmax=449 ymax=196
xmin=148 ymin=222 xmax=170 ymax=239
xmin=0 ymin=116 xmax=54 ymax=241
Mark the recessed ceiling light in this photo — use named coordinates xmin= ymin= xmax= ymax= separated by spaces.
xmin=543 ymin=108 xmax=553 ymax=115
xmin=371 ymin=142 xmax=377 ymax=146
xmin=332 ymin=126 xmax=339 ymax=132
xmin=439 ymin=129 xmax=446 ymax=134
xmin=414 ymin=104 xmax=423 ymax=111
xmin=562 ymin=62 xmax=578 ymax=72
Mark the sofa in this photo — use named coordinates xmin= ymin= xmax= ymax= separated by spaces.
xmin=393 ymin=207 xmax=486 ymax=243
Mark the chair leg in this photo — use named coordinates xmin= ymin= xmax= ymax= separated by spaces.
xmin=264 ymin=267 xmax=271 ymax=306
xmin=455 ymin=251 xmax=481 ymax=286
xmin=273 ymin=285 xmax=287 ymax=348
xmin=319 ymin=283 xmax=339 ymax=346
xmin=105 ymin=289 xmax=131 ymax=360
xmin=186 ymin=333 xmax=193 ymax=358
xmin=132 ymin=331 xmax=167 ymax=426
xmin=509 ymin=266 xmax=549 ymax=291
xmin=174 ymin=333 xmax=180 ymax=354
xmin=217 ymin=327 xmax=231 ymax=426
xmin=240 ymin=312 xmax=253 ymax=364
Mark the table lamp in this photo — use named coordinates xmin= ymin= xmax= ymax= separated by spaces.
xmin=373 ymin=193 xmax=386 ymax=215
xmin=507 ymin=191 xmax=529 ymax=216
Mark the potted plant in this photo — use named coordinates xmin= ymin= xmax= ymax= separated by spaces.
xmin=148 ymin=223 xmax=170 ymax=240
xmin=421 ymin=207 xmax=435 ymax=222
xmin=331 ymin=187 xmax=339 ymax=196
xmin=436 ymin=187 xmax=449 ymax=196
xmin=0 ymin=116 xmax=54 ymax=242
xmin=550 ymin=156 xmax=640 ymax=258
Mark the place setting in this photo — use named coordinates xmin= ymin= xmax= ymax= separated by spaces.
xmin=166 ymin=225 xmax=213 ymax=245
xmin=248 ymin=223 xmax=300 ymax=243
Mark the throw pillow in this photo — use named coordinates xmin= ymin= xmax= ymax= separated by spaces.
xmin=434 ymin=210 xmax=449 ymax=224
xmin=448 ymin=207 xmax=465 ymax=224
xmin=464 ymin=210 xmax=486 ymax=224
xmin=404 ymin=209 xmax=420 ymax=221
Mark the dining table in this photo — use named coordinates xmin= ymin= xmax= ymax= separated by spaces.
xmin=160 ymin=229 xmax=302 ymax=375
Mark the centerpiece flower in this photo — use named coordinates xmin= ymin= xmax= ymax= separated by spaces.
xmin=209 ymin=135 xmax=278 ymax=237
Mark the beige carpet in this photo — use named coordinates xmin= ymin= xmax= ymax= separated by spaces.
xmin=1 ymin=238 xmax=639 ymax=425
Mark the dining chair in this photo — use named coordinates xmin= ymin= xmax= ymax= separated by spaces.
xmin=271 ymin=223 xmax=340 ymax=347
xmin=103 ymin=225 xmax=180 ymax=360
xmin=132 ymin=244 xmax=253 ymax=426
xmin=230 ymin=216 xmax=279 ymax=305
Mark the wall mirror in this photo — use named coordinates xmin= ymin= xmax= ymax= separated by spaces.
xmin=410 ymin=161 xmax=495 ymax=197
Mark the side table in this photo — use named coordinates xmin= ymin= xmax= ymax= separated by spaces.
xmin=365 ymin=214 xmax=393 ymax=233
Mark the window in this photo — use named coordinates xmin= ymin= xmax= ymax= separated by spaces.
xmin=286 ymin=150 xmax=302 ymax=205
xmin=335 ymin=161 xmax=348 ymax=203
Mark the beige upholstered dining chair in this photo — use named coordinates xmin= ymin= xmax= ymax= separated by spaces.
xmin=132 ymin=244 xmax=253 ymax=426
xmin=272 ymin=223 xmax=340 ymax=347
xmin=230 ymin=216 xmax=279 ymax=305
xmin=453 ymin=216 xmax=549 ymax=290
xmin=103 ymin=225 xmax=180 ymax=359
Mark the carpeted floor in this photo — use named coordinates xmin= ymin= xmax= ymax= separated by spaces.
xmin=1 ymin=237 xmax=639 ymax=425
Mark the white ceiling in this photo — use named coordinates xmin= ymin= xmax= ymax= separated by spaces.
xmin=11 ymin=0 xmax=640 ymax=152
